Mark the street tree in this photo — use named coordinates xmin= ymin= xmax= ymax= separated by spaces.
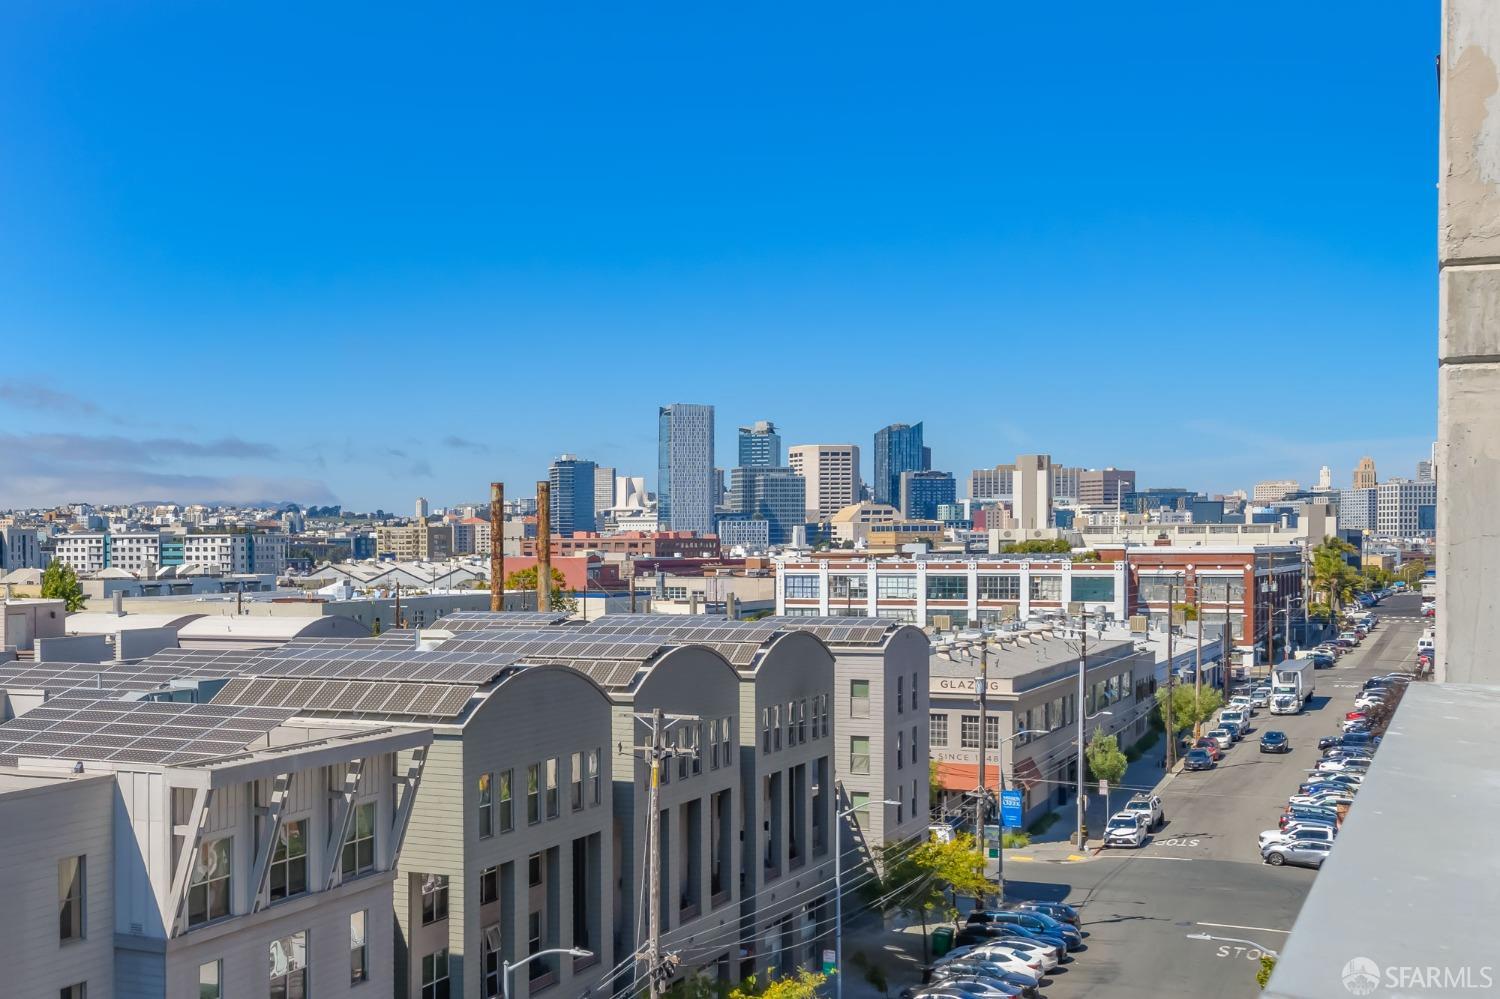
xmin=876 ymin=832 xmax=989 ymax=962
xmin=730 ymin=970 xmax=827 ymax=999
xmin=1085 ymin=726 xmax=1128 ymax=788
xmin=1154 ymin=685 xmax=1223 ymax=736
xmin=40 ymin=561 xmax=86 ymax=611
xmin=1309 ymin=537 xmax=1360 ymax=615
xmin=503 ymin=566 xmax=577 ymax=613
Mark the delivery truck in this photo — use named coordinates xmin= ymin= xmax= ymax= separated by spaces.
xmin=1270 ymin=659 xmax=1314 ymax=714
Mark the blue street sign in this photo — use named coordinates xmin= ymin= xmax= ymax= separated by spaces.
xmin=1000 ymin=789 xmax=1023 ymax=829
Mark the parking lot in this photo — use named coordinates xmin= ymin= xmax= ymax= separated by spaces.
xmin=1026 ymin=594 xmax=1425 ymax=998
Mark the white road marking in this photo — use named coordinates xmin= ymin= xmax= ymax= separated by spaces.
xmin=1196 ymin=921 xmax=1290 ymax=934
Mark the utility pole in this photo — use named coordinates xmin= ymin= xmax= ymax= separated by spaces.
xmin=974 ymin=641 xmax=989 ymax=883
xmin=629 ymin=571 xmax=637 ymax=613
xmin=1193 ymin=583 xmax=1203 ymax=740
xmin=632 ymin=707 xmax=696 ymax=996
xmin=1075 ymin=609 xmax=1089 ymax=849
xmin=394 ymin=581 xmax=403 ymax=629
xmin=1165 ymin=581 xmax=1177 ymax=768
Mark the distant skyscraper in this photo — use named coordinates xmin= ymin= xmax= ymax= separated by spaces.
xmin=415 ymin=497 xmax=429 ymax=520
xmin=1317 ymin=465 xmax=1333 ymax=490
xmin=592 ymin=465 xmax=616 ymax=528
xmin=549 ymin=455 xmax=597 ymax=537
xmin=1417 ymin=459 xmax=1434 ymax=482
xmin=1339 ymin=487 xmax=1379 ymax=533
xmin=1077 ymin=468 xmax=1135 ymax=506
xmin=899 ymin=470 xmax=956 ymax=520
xmin=1013 ymin=454 xmax=1054 ymax=529
xmin=873 ymin=422 xmax=925 ymax=507
xmin=788 ymin=444 xmax=861 ymax=521
xmin=1377 ymin=479 xmax=1437 ymax=538
xmin=658 ymin=403 xmax=716 ymax=533
xmin=737 ymin=421 xmax=782 ymax=467
xmin=1353 ymin=456 xmax=1378 ymax=490
xmin=728 ymin=466 xmax=807 ymax=544
xmin=1252 ymin=479 xmax=1299 ymax=504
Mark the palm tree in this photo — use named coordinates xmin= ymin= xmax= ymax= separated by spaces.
xmin=1309 ymin=537 xmax=1359 ymax=615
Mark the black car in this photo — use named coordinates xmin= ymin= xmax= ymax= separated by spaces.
xmin=1319 ymin=732 xmax=1381 ymax=750
xmin=1310 ymin=652 xmax=1336 ymax=669
xmin=1184 ymin=748 xmax=1215 ymax=771
xmin=1259 ymin=730 xmax=1290 ymax=753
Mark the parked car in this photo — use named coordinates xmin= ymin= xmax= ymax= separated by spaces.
xmin=1122 ymin=793 xmax=1165 ymax=831
xmin=1250 ymin=685 xmax=1272 ymax=707
xmin=969 ymin=909 xmax=1082 ymax=949
xmin=1262 ymin=839 xmax=1333 ymax=868
xmin=1004 ymin=900 xmax=1080 ymax=927
xmin=969 ymin=938 xmax=1059 ymax=971
xmin=1319 ymin=732 xmax=1381 ymax=751
xmin=1230 ymin=695 xmax=1256 ymax=715
xmin=1281 ymin=806 xmax=1341 ymax=829
xmin=1309 ymin=651 xmax=1336 ymax=669
xmin=1184 ymin=748 xmax=1216 ymax=771
xmin=1206 ymin=728 xmax=1234 ymax=750
xmin=1259 ymin=824 xmax=1336 ymax=850
xmin=1105 ymin=811 xmax=1149 ymax=848
xmin=1220 ymin=708 xmax=1252 ymax=733
xmin=1333 ymin=635 xmax=1355 ymax=649
xmin=1194 ymin=737 xmax=1224 ymax=760
xmin=1259 ymin=730 xmax=1290 ymax=754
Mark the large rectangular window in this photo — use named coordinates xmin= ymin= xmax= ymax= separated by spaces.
xmin=1029 ymin=575 xmax=1062 ymax=601
xmin=1138 ymin=576 xmax=1183 ymax=602
xmin=421 ymin=874 xmax=449 ymax=925
xmin=960 ymin=714 xmax=980 ymax=749
xmin=876 ymin=575 xmax=918 ymax=600
xmin=589 ymin=748 xmax=602 ymax=804
xmin=483 ymin=926 xmax=503 ymax=998
xmin=198 ymin=960 xmax=221 ymax=999
xmin=849 ymin=736 xmax=871 ymax=775
xmin=829 ymin=575 xmax=868 ymax=599
xmin=478 ymin=772 xmax=495 ymax=838
xmin=188 ymin=838 xmax=232 ymax=927
xmin=527 ymin=764 xmax=541 ymax=824
xmin=479 ymin=865 xmax=498 ymax=905
xmin=422 ymin=948 xmax=451 ymax=999
xmin=343 ymin=802 xmax=376 ymax=879
xmin=571 ymin=752 xmax=585 ymax=811
xmin=269 ymin=931 xmax=307 ymax=999
xmin=1071 ymin=576 xmax=1116 ymax=603
xmin=59 ymin=855 xmax=84 ymax=942
xmin=926 ymin=574 xmax=967 ymax=600
xmin=929 ymin=713 xmax=949 ymax=746
xmin=499 ymin=770 xmax=514 ymax=832
xmin=977 ymin=575 xmax=1020 ymax=600
xmin=784 ymin=575 xmax=821 ymax=599
xmin=1199 ymin=577 xmax=1247 ymax=603
xmin=269 ymin=819 xmax=308 ymax=903
xmin=849 ymin=679 xmax=871 ymax=718
xmin=546 ymin=757 xmax=560 ymax=817
xmin=350 ymin=909 xmax=369 ymax=984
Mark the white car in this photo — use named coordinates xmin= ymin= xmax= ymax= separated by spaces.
xmin=973 ymin=939 xmax=1059 ymax=971
xmin=1230 ymin=695 xmax=1256 ymax=716
xmin=1104 ymin=811 xmax=1149 ymax=848
xmin=1315 ymin=757 xmax=1370 ymax=774
xmin=1259 ymin=824 xmax=1336 ymax=851
xmin=1206 ymin=728 xmax=1234 ymax=750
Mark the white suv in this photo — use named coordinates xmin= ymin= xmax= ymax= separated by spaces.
xmin=1122 ymin=793 xmax=1164 ymax=831
xmin=1104 ymin=811 xmax=1148 ymax=848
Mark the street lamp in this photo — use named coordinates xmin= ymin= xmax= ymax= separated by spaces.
xmin=834 ymin=798 xmax=899 ymax=999
xmin=1185 ymin=931 xmax=1281 ymax=959
xmin=983 ymin=728 xmax=1042 ymax=900
xmin=504 ymin=948 xmax=593 ymax=999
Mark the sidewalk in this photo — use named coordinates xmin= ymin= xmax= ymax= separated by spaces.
xmin=1025 ymin=729 xmax=1170 ymax=850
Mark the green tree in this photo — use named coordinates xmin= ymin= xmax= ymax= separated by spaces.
xmin=876 ymin=832 xmax=990 ymax=962
xmin=1084 ymin=726 xmax=1128 ymax=787
xmin=1154 ymin=684 xmax=1223 ymax=736
xmin=928 ymin=759 xmax=942 ymax=808
xmin=1309 ymin=537 xmax=1360 ymax=615
xmin=1000 ymin=538 xmax=1072 ymax=554
xmin=40 ymin=561 xmax=85 ymax=611
xmin=729 ymin=970 xmax=827 ymax=999
xmin=1256 ymin=955 xmax=1277 ymax=990
xmin=503 ymin=566 xmax=577 ymax=613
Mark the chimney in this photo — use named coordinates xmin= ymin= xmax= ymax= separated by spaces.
xmin=489 ymin=482 xmax=505 ymax=612
xmin=113 ymin=590 xmax=124 ymax=616
xmin=727 ymin=592 xmax=739 ymax=620
xmin=535 ymin=480 xmax=552 ymax=612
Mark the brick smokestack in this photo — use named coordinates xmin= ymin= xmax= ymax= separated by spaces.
xmin=489 ymin=482 xmax=505 ymax=612
xmin=535 ymin=479 xmax=552 ymax=612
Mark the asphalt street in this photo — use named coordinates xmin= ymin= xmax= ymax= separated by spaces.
xmin=1019 ymin=594 xmax=1427 ymax=999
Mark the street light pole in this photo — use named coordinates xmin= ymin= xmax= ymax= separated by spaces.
xmin=835 ymin=799 xmax=898 ymax=999
xmin=1074 ymin=610 xmax=1088 ymax=848
xmin=503 ymin=948 xmax=593 ymax=999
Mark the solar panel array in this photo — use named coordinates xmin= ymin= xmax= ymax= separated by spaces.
xmin=140 ymin=647 xmax=270 ymax=673
xmin=252 ymin=645 xmax=526 ymax=685
xmin=0 ymin=659 xmax=248 ymax=696
xmin=577 ymin=618 xmax=787 ymax=667
xmin=431 ymin=634 xmax=672 ymax=663
xmin=0 ymin=695 xmax=293 ymax=767
xmin=756 ymin=617 xmax=901 ymax=646
xmin=431 ymin=611 xmax=574 ymax=630
xmin=214 ymin=676 xmax=475 ymax=720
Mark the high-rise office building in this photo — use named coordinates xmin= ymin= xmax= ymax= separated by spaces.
xmin=1077 ymin=468 xmax=1136 ymax=506
xmin=727 ymin=466 xmax=807 ymax=544
xmin=872 ymin=422 xmax=925 ymax=507
xmin=788 ymin=444 xmax=861 ymax=521
xmin=899 ymin=470 xmax=957 ymax=520
xmin=1339 ymin=487 xmax=1379 ymax=533
xmin=969 ymin=464 xmax=1015 ymax=502
xmin=1377 ymin=479 xmax=1438 ymax=539
xmin=1417 ymin=459 xmax=1434 ymax=482
xmin=658 ymin=403 xmax=716 ymax=533
xmin=1252 ymin=479 xmax=1300 ymax=503
xmin=1353 ymin=456 xmax=1378 ymax=489
xmin=1013 ymin=454 xmax=1055 ymax=529
xmin=548 ymin=455 xmax=598 ymax=536
xmin=593 ymin=465 xmax=616 ymax=528
xmin=415 ymin=496 xmax=430 ymax=520
xmin=737 ymin=421 xmax=782 ymax=467
xmin=1317 ymin=465 xmax=1333 ymax=490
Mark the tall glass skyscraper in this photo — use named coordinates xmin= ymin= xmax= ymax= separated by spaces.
xmin=737 ymin=420 xmax=781 ymax=467
xmin=728 ymin=466 xmax=806 ymax=544
xmin=873 ymin=422 xmax=926 ymax=507
xmin=658 ymin=403 xmax=716 ymax=533
xmin=548 ymin=455 xmax=597 ymax=536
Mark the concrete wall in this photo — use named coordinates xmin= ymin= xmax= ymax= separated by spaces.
xmin=1438 ymin=0 xmax=1500 ymax=683
xmin=37 ymin=633 xmax=112 ymax=663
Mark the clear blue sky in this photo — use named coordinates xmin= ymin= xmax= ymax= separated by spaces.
xmin=0 ymin=2 xmax=1439 ymax=510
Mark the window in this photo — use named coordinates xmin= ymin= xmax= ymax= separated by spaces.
xmin=269 ymin=931 xmax=307 ymax=999
xmin=895 ymin=731 xmax=903 ymax=770
xmin=350 ymin=910 xmax=369 ymax=985
xmin=926 ymin=574 xmax=967 ymax=600
xmin=588 ymin=749 xmax=602 ymax=804
xmin=59 ymin=855 xmax=84 ymax=942
xmin=478 ymin=772 xmax=495 ymax=838
xmin=528 ymin=852 xmax=543 ymax=888
xmin=527 ymin=764 xmax=541 ymax=823
xmin=1072 ymin=576 xmax=1115 ymax=603
xmin=850 ymin=679 xmax=871 ymax=718
xmin=784 ymin=574 xmax=820 ymax=599
xmin=198 ymin=960 xmax=221 ymax=999
xmin=528 ymin=911 xmax=545 ymax=977
xmin=985 ymin=715 xmax=1000 ymax=749
xmin=60 ymin=986 xmax=85 ymax=999
xmin=797 ymin=700 xmax=807 ymax=744
xmin=761 ymin=707 xmax=772 ymax=754
xmin=720 ymin=716 xmax=733 ymax=760
xmin=785 ymin=700 xmax=796 ymax=747
xmin=876 ymin=574 xmax=917 ymax=599
xmin=340 ymin=802 xmax=376 ymax=879
xmin=849 ymin=791 xmax=871 ymax=821
xmin=911 ymin=671 xmax=920 ymax=709
xmin=710 ymin=718 xmax=722 ymax=767
xmin=269 ymin=819 xmax=308 ymax=902
xmin=977 ymin=575 xmax=1020 ymax=600
xmin=497 ymin=770 xmax=514 ymax=832
xmin=188 ymin=837 xmax=232 ymax=927
xmin=829 ymin=575 xmax=868 ymax=599
xmin=571 ymin=752 xmax=584 ymax=810
xmin=421 ymin=874 xmax=449 ymax=925
xmin=1030 ymin=575 xmax=1062 ymax=601
xmin=896 ymin=674 xmax=904 ymax=713
xmin=929 ymin=713 xmax=949 ymax=746
xmin=483 ymin=926 xmax=503 ymax=998
xmin=422 ymin=948 xmax=451 ymax=999
xmin=819 ymin=698 xmax=830 ymax=737
xmin=479 ymin=865 xmax=499 ymax=905
xmin=912 ymin=725 xmax=920 ymax=765
xmin=960 ymin=714 xmax=980 ymax=749
xmin=850 ymin=736 xmax=871 ymax=775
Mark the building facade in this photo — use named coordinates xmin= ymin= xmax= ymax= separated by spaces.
xmin=1353 ymin=456 xmax=1377 ymax=490
xmin=728 ymin=467 xmax=807 ymax=546
xmin=1077 ymin=468 xmax=1136 ymax=506
xmin=872 ymin=423 xmax=925 ymax=507
xmin=1376 ymin=478 xmax=1438 ymax=539
xmin=1338 ymin=487 xmax=1379 ymax=534
xmin=788 ymin=444 xmax=861 ymax=522
xmin=659 ymin=404 xmax=716 ymax=534
xmin=548 ymin=455 xmax=597 ymax=538
xmin=737 ymin=421 xmax=782 ymax=468
xmin=898 ymin=470 xmax=956 ymax=520
xmin=1012 ymin=454 xmax=1054 ymax=530
xmin=1252 ymin=479 xmax=1300 ymax=503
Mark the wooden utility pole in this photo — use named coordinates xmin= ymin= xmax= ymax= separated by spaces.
xmin=535 ymin=480 xmax=552 ymax=612
xmin=489 ymin=482 xmax=505 ymax=612
xmin=394 ymin=581 xmax=403 ymax=629
xmin=1165 ymin=580 xmax=1177 ymax=768
xmin=975 ymin=642 xmax=989 ymax=875
xmin=1193 ymin=583 xmax=1203 ymax=739
xmin=645 ymin=707 xmax=664 ymax=996
xmin=1075 ymin=610 xmax=1089 ymax=848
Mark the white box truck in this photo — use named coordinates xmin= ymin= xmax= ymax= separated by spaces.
xmin=1270 ymin=659 xmax=1314 ymax=714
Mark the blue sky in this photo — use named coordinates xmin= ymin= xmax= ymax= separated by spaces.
xmin=0 ymin=2 xmax=1439 ymax=510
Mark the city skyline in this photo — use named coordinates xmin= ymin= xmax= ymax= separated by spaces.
xmin=0 ymin=5 xmax=1437 ymax=510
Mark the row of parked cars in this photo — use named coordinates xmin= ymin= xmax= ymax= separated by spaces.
xmin=1181 ymin=688 xmax=1274 ymax=771
xmin=904 ymin=901 xmax=1086 ymax=998
xmin=1255 ymin=673 xmax=1408 ymax=869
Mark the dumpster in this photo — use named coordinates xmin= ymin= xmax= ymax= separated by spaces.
xmin=932 ymin=926 xmax=955 ymax=957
